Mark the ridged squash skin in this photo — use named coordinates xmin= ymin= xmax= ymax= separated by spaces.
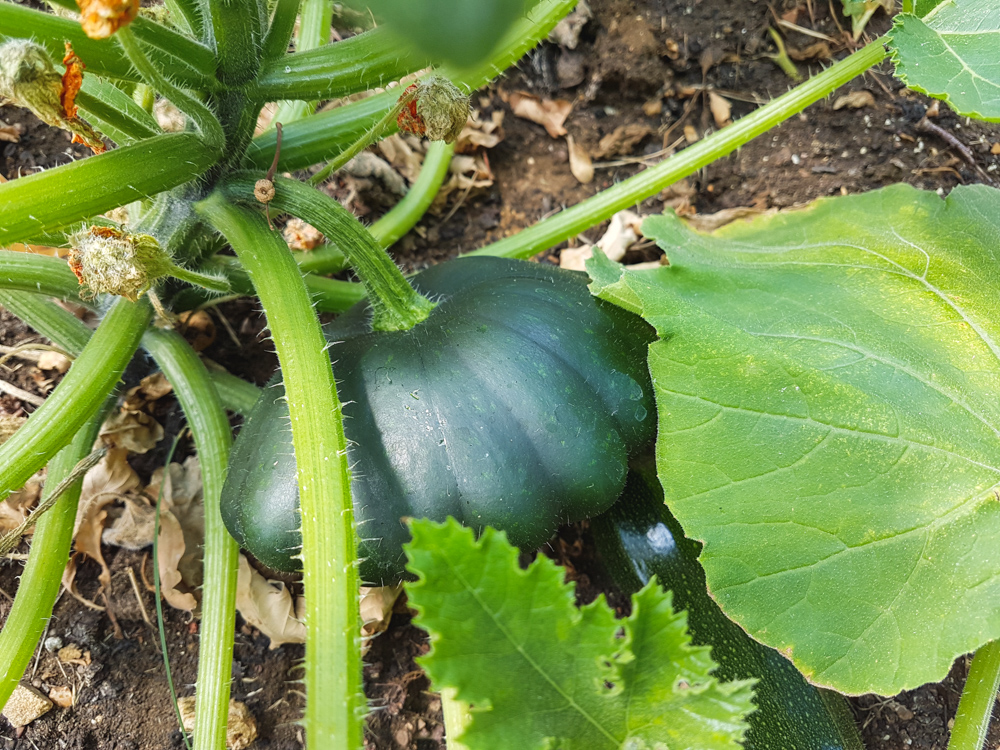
xmin=221 ymin=256 xmax=656 ymax=584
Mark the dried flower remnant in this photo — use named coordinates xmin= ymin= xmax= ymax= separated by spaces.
xmin=396 ymin=76 xmax=471 ymax=144
xmin=0 ymin=40 xmax=105 ymax=153
xmin=68 ymin=226 xmax=173 ymax=301
xmin=75 ymin=0 xmax=139 ymax=39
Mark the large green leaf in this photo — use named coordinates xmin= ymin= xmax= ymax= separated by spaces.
xmin=405 ymin=519 xmax=755 ymax=750
xmin=587 ymin=184 xmax=1000 ymax=696
xmin=888 ymin=0 xmax=1000 ymax=121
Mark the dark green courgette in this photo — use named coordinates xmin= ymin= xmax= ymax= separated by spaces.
xmin=222 ymin=256 xmax=657 ymax=584
xmin=592 ymin=463 xmax=864 ymax=750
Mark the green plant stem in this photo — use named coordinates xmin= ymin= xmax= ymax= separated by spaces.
xmin=308 ymin=89 xmax=416 ymax=187
xmin=273 ymin=0 xmax=334 ymax=124
xmin=206 ymin=0 xmax=264 ymax=85
xmin=143 ymin=328 xmax=238 ymax=750
xmin=0 ymin=297 xmax=151 ymax=502
xmin=206 ymin=369 xmax=262 ymax=414
xmin=220 ymin=174 xmax=432 ymax=330
xmin=0 ymin=405 xmax=108 ymax=711
xmin=0 ymin=251 xmax=86 ymax=303
xmin=262 ymin=0 xmax=302 ymax=60
xmin=163 ymin=0 xmax=205 ymax=39
xmin=293 ymin=244 xmax=348 ymax=275
xmin=369 ymin=140 xmax=455 ymax=247
xmin=168 ymin=263 xmax=231 ymax=294
xmin=948 ymin=642 xmax=1000 ymax=750
xmin=470 ymin=39 xmax=887 ymax=260
xmin=195 ymin=194 xmax=362 ymax=750
xmin=0 ymin=291 xmax=91 ymax=354
xmin=116 ymin=27 xmax=225 ymax=151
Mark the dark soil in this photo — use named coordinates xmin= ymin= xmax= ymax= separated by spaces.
xmin=3 ymin=0 xmax=1000 ymax=748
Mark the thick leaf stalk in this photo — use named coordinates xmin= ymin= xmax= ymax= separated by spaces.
xmin=0 ymin=406 xmax=108 ymax=710
xmin=0 ymin=297 xmax=151 ymax=502
xmin=196 ymin=194 xmax=362 ymax=749
xmin=0 ymin=251 xmax=87 ymax=302
xmin=948 ymin=640 xmax=1000 ymax=750
xmin=219 ymin=174 xmax=433 ymax=330
xmin=471 ymin=39 xmax=887 ymax=260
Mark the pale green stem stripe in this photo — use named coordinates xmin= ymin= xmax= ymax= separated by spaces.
xmin=948 ymin=641 xmax=1000 ymax=750
xmin=469 ymin=40 xmax=887 ymax=259
xmin=0 ymin=297 xmax=151 ymax=502
xmin=143 ymin=328 xmax=238 ymax=750
xmin=196 ymin=194 xmax=362 ymax=749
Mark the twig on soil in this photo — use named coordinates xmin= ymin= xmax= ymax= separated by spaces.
xmin=916 ymin=117 xmax=996 ymax=186
xmin=126 ymin=565 xmax=154 ymax=628
xmin=0 ymin=378 xmax=44 ymax=407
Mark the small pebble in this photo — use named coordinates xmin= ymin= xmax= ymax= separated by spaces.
xmin=2 ymin=684 xmax=53 ymax=728
xmin=43 ymin=636 xmax=63 ymax=653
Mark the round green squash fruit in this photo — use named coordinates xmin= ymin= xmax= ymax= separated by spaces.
xmin=221 ymin=256 xmax=656 ymax=584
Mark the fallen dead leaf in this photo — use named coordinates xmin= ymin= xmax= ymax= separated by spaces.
xmin=992 ymin=142 xmax=1000 ymax=155
xmin=833 ymin=90 xmax=875 ymax=110
xmin=508 ymin=92 xmax=572 ymax=138
xmin=455 ymin=109 xmax=504 ymax=154
xmin=36 ymin=350 xmax=71 ymax=373
xmin=0 ymin=121 xmax=22 ymax=143
xmin=560 ymin=210 xmax=642 ymax=271
xmin=342 ymin=151 xmax=407 ymax=195
xmin=361 ymin=584 xmax=403 ymax=652
xmin=178 ymin=696 xmax=258 ymax=750
xmin=378 ymin=133 xmax=426 ymax=183
xmin=177 ymin=309 xmax=216 ymax=353
xmin=548 ymin=0 xmax=591 ymax=49
xmin=235 ymin=554 xmax=306 ymax=648
xmin=708 ymin=92 xmax=732 ymax=129
xmin=56 ymin=644 xmax=91 ymax=666
xmin=595 ymin=123 xmax=653 ymax=159
xmin=99 ymin=410 xmax=163 ymax=453
xmin=683 ymin=124 xmax=699 ymax=144
xmin=789 ymin=41 xmax=831 ymax=61
xmin=145 ymin=458 xmax=205 ymax=612
xmin=566 ymin=135 xmax=594 ymax=184
xmin=283 ymin=217 xmax=324 ymax=251
xmin=101 ymin=493 xmax=156 ymax=549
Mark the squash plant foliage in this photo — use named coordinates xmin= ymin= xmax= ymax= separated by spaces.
xmin=1 ymin=0 xmax=1000 ymax=748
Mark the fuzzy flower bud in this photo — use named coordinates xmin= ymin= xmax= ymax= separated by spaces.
xmin=0 ymin=40 xmax=105 ymax=153
xmin=396 ymin=76 xmax=470 ymax=144
xmin=76 ymin=0 xmax=140 ymax=40
xmin=69 ymin=226 xmax=173 ymax=301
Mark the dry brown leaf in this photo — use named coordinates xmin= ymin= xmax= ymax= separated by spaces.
xmin=682 ymin=206 xmax=775 ymax=233
xmin=508 ymin=92 xmax=572 ymax=138
xmin=595 ymin=123 xmax=653 ymax=159
xmin=235 ymin=554 xmax=306 ymax=648
xmin=66 ymin=448 xmax=142 ymax=606
xmin=683 ymin=124 xmax=699 ymax=144
xmin=377 ymin=133 xmax=426 ymax=182
xmin=99 ymin=411 xmax=163 ymax=454
xmin=566 ymin=135 xmax=594 ymax=184
xmin=360 ymin=584 xmax=403 ymax=652
xmin=455 ymin=109 xmax=504 ymax=154
xmin=708 ymin=92 xmax=732 ymax=128
xmin=0 ymin=122 xmax=22 ymax=143
xmin=177 ymin=310 xmax=215 ymax=353
xmin=343 ymin=151 xmax=407 ymax=195
xmin=146 ymin=457 xmax=205 ymax=612
xmin=178 ymin=696 xmax=258 ymax=750
xmin=101 ymin=494 xmax=156 ymax=549
xmin=789 ymin=41 xmax=831 ymax=61
xmin=549 ymin=0 xmax=591 ymax=49
xmin=833 ymin=90 xmax=875 ymax=110
xmin=560 ymin=210 xmax=642 ymax=271
xmin=433 ymin=153 xmax=495 ymax=208
xmin=283 ymin=217 xmax=324 ymax=251
xmin=36 ymin=351 xmax=71 ymax=373
xmin=124 ymin=372 xmax=173 ymax=409
xmin=56 ymin=644 xmax=91 ymax=666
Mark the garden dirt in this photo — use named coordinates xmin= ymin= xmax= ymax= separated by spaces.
xmin=2 ymin=0 xmax=1000 ymax=748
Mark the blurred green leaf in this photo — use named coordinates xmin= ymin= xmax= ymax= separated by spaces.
xmin=405 ymin=518 xmax=755 ymax=749
xmin=889 ymin=0 xmax=1000 ymax=121
xmin=349 ymin=0 xmax=539 ymax=70
xmin=589 ymin=183 xmax=1000 ymax=696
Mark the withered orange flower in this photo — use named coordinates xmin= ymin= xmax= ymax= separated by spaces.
xmin=75 ymin=0 xmax=140 ymax=40
xmin=60 ymin=43 xmax=84 ymax=120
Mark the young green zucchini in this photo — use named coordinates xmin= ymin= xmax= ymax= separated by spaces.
xmin=221 ymin=256 xmax=657 ymax=584
xmin=591 ymin=463 xmax=864 ymax=750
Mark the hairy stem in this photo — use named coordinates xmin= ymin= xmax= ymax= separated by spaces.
xmin=948 ymin=642 xmax=1000 ymax=750
xmin=143 ymin=328 xmax=238 ymax=750
xmin=196 ymin=194 xmax=362 ymax=750
xmin=220 ymin=174 xmax=433 ymax=330
xmin=0 ymin=297 xmax=150 ymax=501
xmin=470 ymin=40 xmax=887 ymax=259
xmin=0 ymin=251 xmax=87 ymax=303
xmin=273 ymin=0 xmax=334 ymax=124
